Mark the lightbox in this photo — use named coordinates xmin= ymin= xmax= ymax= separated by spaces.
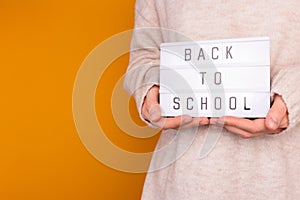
xmin=159 ymin=37 xmax=270 ymax=118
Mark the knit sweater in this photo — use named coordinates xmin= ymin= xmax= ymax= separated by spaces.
xmin=124 ymin=1 xmax=300 ymax=199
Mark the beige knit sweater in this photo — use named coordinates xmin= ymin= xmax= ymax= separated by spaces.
xmin=124 ymin=1 xmax=300 ymax=199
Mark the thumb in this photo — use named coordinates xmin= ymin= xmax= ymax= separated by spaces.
xmin=145 ymin=86 xmax=161 ymax=122
xmin=265 ymin=95 xmax=287 ymax=131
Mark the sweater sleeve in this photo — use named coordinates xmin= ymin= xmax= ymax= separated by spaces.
xmin=271 ymin=66 xmax=300 ymax=132
xmin=123 ymin=0 xmax=162 ymax=125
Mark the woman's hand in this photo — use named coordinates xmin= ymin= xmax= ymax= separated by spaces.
xmin=210 ymin=94 xmax=289 ymax=138
xmin=142 ymin=86 xmax=210 ymax=129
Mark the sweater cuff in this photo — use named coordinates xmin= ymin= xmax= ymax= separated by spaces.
xmin=271 ymin=66 xmax=300 ymax=132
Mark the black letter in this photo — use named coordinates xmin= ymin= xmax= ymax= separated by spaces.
xmin=214 ymin=97 xmax=222 ymax=110
xmin=198 ymin=48 xmax=205 ymax=60
xmin=214 ymin=72 xmax=222 ymax=85
xmin=185 ymin=48 xmax=191 ymax=61
xmin=212 ymin=47 xmax=219 ymax=60
xmin=199 ymin=72 xmax=206 ymax=85
xmin=229 ymin=97 xmax=237 ymax=110
xmin=187 ymin=97 xmax=194 ymax=110
xmin=201 ymin=97 xmax=208 ymax=110
xmin=226 ymin=46 xmax=233 ymax=59
xmin=244 ymin=97 xmax=251 ymax=110
xmin=173 ymin=97 xmax=180 ymax=110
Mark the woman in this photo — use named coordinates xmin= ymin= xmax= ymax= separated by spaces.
xmin=124 ymin=0 xmax=300 ymax=199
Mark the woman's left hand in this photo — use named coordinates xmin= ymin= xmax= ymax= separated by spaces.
xmin=210 ymin=94 xmax=289 ymax=138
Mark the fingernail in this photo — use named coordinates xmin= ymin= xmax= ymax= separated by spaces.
xmin=268 ymin=117 xmax=278 ymax=129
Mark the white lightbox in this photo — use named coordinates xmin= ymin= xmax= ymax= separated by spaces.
xmin=159 ymin=37 xmax=270 ymax=118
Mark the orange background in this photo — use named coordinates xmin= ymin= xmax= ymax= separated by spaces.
xmin=0 ymin=0 xmax=160 ymax=199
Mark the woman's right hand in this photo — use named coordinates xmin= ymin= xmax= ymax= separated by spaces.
xmin=141 ymin=85 xmax=210 ymax=129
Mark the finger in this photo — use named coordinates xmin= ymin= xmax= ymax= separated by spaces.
xmin=211 ymin=116 xmax=267 ymax=134
xmin=224 ymin=125 xmax=270 ymax=138
xmin=224 ymin=125 xmax=284 ymax=138
xmin=199 ymin=117 xmax=210 ymax=125
xmin=210 ymin=117 xmax=222 ymax=125
xmin=142 ymin=103 xmax=164 ymax=124
xmin=265 ymin=95 xmax=287 ymax=131
xmin=148 ymin=104 xmax=162 ymax=122
xmin=145 ymin=86 xmax=159 ymax=106
xmin=144 ymin=86 xmax=161 ymax=122
xmin=142 ymin=101 xmax=150 ymax=120
xmin=279 ymin=114 xmax=289 ymax=129
xmin=180 ymin=117 xmax=210 ymax=129
xmin=153 ymin=115 xmax=193 ymax=130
